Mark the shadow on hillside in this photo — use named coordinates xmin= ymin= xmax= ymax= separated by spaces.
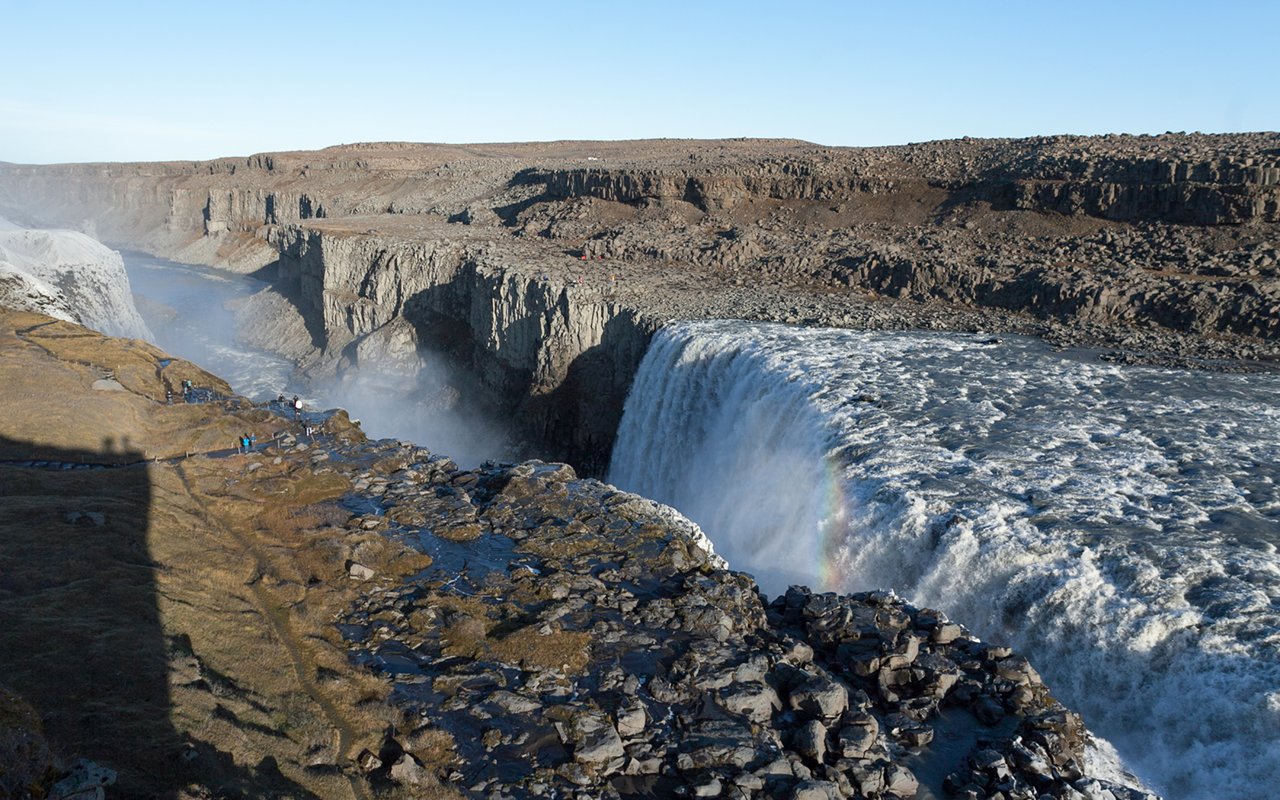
xmin=0 ymin=435 xmax=316 ymax=799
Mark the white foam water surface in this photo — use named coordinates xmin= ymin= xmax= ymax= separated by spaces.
xmin=609 ymin=319 xmax=1280 ymax=800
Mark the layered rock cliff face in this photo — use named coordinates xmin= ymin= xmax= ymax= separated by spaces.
xmin=3 ymin=134 xmax=1279 ymax=469
xmin=532 ymin=135 xmax=1280 ymax=224
xmin=254 ymin=223 xmax=658 ymax=471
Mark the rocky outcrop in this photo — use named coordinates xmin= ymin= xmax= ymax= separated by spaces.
xmin=317 ymin=450 xmax=1156 ymax=800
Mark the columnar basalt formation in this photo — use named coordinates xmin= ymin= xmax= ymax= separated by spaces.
xmin=3 ymin=134 xmax=1279 ymax=469
xmin=256 ymin=223 xmax=659 ymax=471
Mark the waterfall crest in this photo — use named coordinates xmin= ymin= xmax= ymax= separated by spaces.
xmin=609 ymin=319 xmax=1280 ymax=800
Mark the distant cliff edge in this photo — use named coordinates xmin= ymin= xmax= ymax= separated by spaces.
xmin=3 ymin=134 xmax=1278 ymax=469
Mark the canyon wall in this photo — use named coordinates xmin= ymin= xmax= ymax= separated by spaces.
xmin=4 ymin=134 xmax=1280 ymax=469
xmin=261 ymin=225 xmax=660 ymax=472
xmin=533 ymin=138 xmax=1280 ymax=224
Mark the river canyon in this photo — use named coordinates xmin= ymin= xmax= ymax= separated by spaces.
xmin=3 ymin=134 xmax=1280 ymax=800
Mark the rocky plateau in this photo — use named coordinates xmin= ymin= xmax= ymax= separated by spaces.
xmin=2 ymin=133 xmax=1278 ymax=469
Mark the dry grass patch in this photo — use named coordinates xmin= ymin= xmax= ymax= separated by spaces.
xmin=488 ymin=626 xmax=593 ymax=674
xmin=429 ymin=592 xmax=592 ymax=674
xmin=17 ymin=317 xmax=230 ymax=400
xmin=0 ymin=311 xmax=283 ymax=462
xmin=516 ymin=530 xmax=608 ymax=560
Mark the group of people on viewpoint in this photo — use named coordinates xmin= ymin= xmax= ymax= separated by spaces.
xmin=166 ymin=379 xmax=199 ymax=405
xmin=232 ymin=393 xmax=312 ymax=453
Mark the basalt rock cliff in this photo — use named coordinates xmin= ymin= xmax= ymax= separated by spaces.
xmin=3 ymin=134 xmax=1278 ymax=470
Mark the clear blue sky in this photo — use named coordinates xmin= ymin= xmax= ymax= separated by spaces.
xmin=2 ymin=0 xmax=1276 ymax=164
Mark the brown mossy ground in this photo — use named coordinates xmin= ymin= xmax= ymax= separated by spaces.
xmin=0 ymin=310 xmax=458 ymax=799
xmin=427 ymin=591 xmax=593 ymax=675
xmin=0 ymin=310 xmax=278 ymax=462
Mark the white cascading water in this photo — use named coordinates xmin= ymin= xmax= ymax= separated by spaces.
xmin=608 ymin=319 xmax=1280 ymax=800
xmin=0 ymin=216 xmax=153 ymax=341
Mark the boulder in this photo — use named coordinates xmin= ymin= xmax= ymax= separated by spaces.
xmin=972 ymin=695 xmax=1006 ymax=726
xmin=488 ymin=691 xmax=542 ymax=714
xmin=885 ymin=763 xmax=919 ymax=797
xmin=571 ymin=714 xmax=625 ymax=764
xmin=347 ymin=562 xmax=375 ymax=581
xmin=355 ymin=749 xmax=382 ymax=772
xmin=47 ymin=759 xmax=115 ymax=800
xmin=676 ymin=721 xmax=757 ymax=770
xmin=835 ymin=712 xmax=879 ymax=759
xmin=789 ymin=675 xmax=848 ymax=720
xmin=718 ymin=682 xmax=781 ymax=723
xmin=791 ymin=780 xmax=842 ymax=800
xmin=793 ymin=719 xmax=827 ymax=764
xmin=615 ymin=699 xmax=647 ymax=737
xmin=388 ymin=753 xmax=423 ymax=784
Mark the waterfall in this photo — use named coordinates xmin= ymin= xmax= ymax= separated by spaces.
xmin=609 ymin=319 xmax=1280 ymax=800
xmin=609 ymin=325 xmax=838 ymax=592
xmin=0 ymin=218 xmax=153 ymax=341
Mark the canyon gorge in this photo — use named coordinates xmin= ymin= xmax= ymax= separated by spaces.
xmin=3 ymin=133 xmax=1278 ymax=471
xmin=3 ymin=133 xmax=1280 ymax=800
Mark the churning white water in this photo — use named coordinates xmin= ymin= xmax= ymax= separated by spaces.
xmin=609 ymin=319 xmax=1280 ymax=800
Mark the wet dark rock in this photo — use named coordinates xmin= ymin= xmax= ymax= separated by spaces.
xmin=972 ymin=695 xmax=1007 ymax=726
